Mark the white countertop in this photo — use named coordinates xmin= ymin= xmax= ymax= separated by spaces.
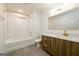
xmin=43 ymin=33 xmax=79 ymax=43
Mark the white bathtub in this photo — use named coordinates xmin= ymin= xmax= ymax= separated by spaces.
xmin=4 ymin=37 xmax=36 ymax=53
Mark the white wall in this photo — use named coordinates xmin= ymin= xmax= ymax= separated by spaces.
xmin=31 ymin=11 xmax=41 ymax=38
xmin=6 ymin=12 xmax=29 ymax=40
xmin=4 ymin=10 xmax=42 ymax=52
xmin=4 ymin=10 xmax=42 ymax=41
xmin=4 ymin=9 xmax=43 ymax=41
xmin=40 ymin=10 xmax=49 ymax=34
xmin=0 ymin=4 xmax=5 ymax=53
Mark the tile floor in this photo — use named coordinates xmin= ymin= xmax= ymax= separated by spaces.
xmin=7 ymin=45 xmax=49 ymax=56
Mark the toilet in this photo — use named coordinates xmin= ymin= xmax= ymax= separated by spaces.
xmin=35 ymin=39 xmax=41 ymax=47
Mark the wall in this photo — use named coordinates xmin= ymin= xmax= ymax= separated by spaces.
xmin=4 ymin=9 xmax=42 ymax=40
xmin=4 ymin=10 xmax=42 ymax=41
xmin=0 ymin=3 xmax=5 ymax=53
xmin=40 ymin=10 xmax=49 ymax=34
xmin=4 ymin=10 xmax=42 ymax=53
xmin=6 ymin=12 xmax=29 ymax=40
xmin=31 ymin=10 xmax=41 ymax=38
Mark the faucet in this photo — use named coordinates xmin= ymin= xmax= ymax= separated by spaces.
xmin=63 ymin=30 xmax=69 ymax=37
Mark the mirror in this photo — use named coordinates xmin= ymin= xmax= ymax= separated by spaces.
xmin=48 ymin=8 xmax=79 ymax=30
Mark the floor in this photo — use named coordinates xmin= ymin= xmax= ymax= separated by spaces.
xmin=7 ymin=45 xmax=49 ymax=56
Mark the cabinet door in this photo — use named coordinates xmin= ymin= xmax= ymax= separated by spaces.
xmin=77 ymin=43 xmax=79 ymax=56
xmin=47 ymin=37 xmax=51 ymax=54
xmin=41 ymin=35 xmax=47 ymax=51
xmin=70 ymin=41 xmax=79 ymax=56
xmin=41 ymin=35 xmax=51 ymax=54
xmin=58 ymin=39 xmax=64 ymax=56
xmin=50 ymin=37 xmax=55 ymax=55
xmin=64 ymin=40 xmax=71 ymax=56
xmin=51 ymin=37 xmax=59 ymax=56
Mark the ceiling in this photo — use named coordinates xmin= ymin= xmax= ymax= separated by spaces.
xmin=5 ymin=3 xmax=64 ymax=16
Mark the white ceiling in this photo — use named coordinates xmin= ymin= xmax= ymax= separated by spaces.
xmin=5 ymin=3 xmax=64 ymax=15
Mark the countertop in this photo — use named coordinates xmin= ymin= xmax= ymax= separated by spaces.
xmin=43 ymin=33 xmax=79 ymax=43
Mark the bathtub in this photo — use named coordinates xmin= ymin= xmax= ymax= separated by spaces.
xmin=4 ymin=37 xmax=36 ymax=53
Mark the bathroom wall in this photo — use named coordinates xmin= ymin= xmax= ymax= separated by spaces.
xmin=0 ymin=3 xmax=5 ymax=53
xmin=4 ymin=10 xmax=42 ymax=52
xmin=40 ymin=10 xmax=49 ymax=34
xmin=6 ymin=12 xmax=29 ymax=40
xmin=4 ymin=10 xmax=41 ymax=41
xmin=31 ymin=10 xmax=41 ymax=38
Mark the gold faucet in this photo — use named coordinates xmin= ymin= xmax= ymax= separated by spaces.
xmin=63 ymin=30 xmax=68 ymax=37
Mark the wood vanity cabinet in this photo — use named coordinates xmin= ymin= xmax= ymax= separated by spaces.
xmin=63 ymin=40 xmax=71 ymax=56
xmin=41 ymin=35 xmax=79 ymax=56
xmin=57 ymin=38 xmax=65 ymax=56
xmin=70 ymin=41 xmax=79 ymax=56
xmin=40 ymin=35 xmax=51 ymax=54
xmin=77 ymin=43 xmax=79 ymax=55
xmin=51 ymin=37 xmax=66 ymax=56
xmin=51 ymin=37 xmax=57 ymax=55
xmin=51 ymin=37 xmax=64 ymax=56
